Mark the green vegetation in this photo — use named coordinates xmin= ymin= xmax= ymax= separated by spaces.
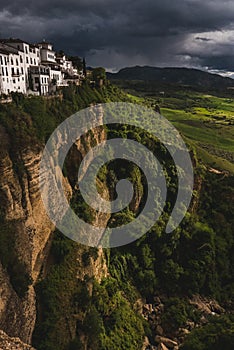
xmin=0 ymin=79 xmax=233 ymax=348
xmin=32 ymin=83 xmax=233 ymax=349
xmin=33 ymin=165 xmax=234 ymax=348
xmin=181 ymin=314 xmax=234 ymax=350
xmin=33 ymin=231 xmax=146 ymax=350
xmin=92 ymin=67 xmax=107 ymax=85
xmin=0 ymin=83 xmax=131 ymax=147
xmin=161 ymin=297 xmax=201 ymax=332
xmin=33 ymin=233 xmax=85 ymax=350
xmin=0 ymin=219 xmax=32 ymax=297
xmin=111 ymin=79 xmax=234 ymax=173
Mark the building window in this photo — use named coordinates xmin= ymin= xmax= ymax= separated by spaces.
xmin=26 ymin=57 xmax=29 ymax=63
xmin=21 ymin=67 xmax=24 ymax=74
xmin=2 ymin=67 xmax=4 ymax=76
xmin=11 ymin=68 xmax=14 ymax=76
xmin=30 ymin=58 xmax=33 ymax=64
xmin=48 ymin=54 xmax=55 ymax=59
xmin=5 ymin=68 xmax=8 ymax=76
xmin=11 ymin=58 xmax=13 ymax=65
xmin=16 ymin=59 xmax=19 ymax=66
xmin=20 ymin=56 xmax=23 ymax=63
xmin=4 ymin=57 xmax=7 ymax=65
xmin=0 ymin=56 xmax=2 ymax=65
xmin=13 ymin=79 xmax=16 ymax=84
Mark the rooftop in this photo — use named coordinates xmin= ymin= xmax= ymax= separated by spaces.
xmin=0 ymin=48 xmax=10 ymax=55
xmin=0 ymin=43 xmax=19 ymax=54
xmin=0 ymin=38 xmax=30 ymax=45
xmin=37 ymin=41 xmax=52 ymax=45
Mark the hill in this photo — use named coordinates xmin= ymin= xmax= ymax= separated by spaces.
xmin=107 ymin=66 xmax=234 ymax=91
xmin=0 ymin=83 xmax=233 ymax=350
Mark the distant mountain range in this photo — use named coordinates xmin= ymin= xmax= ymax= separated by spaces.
xmin=107 ymin=66 xmax=234 ymax=90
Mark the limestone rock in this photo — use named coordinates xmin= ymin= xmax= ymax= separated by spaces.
xmin=158 ymin=343 xmax=169 ymax=350
xmin=155 ymin=336 xmax=178 ymax=348
xmin=0 ymin=112 xmax=110 ymax=345
xmin=142 ymin=336 xmax=150 ymax=350
xmin=190 ymin=295 xmax=224 ymax=316
xmin=0 ymin=330 xmax=35 ymax=350
xmin=179 ymin=328 xmax=190 ymax=336
xmin=156 ymin=325 xmax=164 ymax=336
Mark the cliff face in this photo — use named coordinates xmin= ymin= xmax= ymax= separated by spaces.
xmin=0 ymin=134 xmax=53 ymax=343
xmin=0 ymin=329 xmax=35 ymax=350
xmin=0 ymin=113 xmax=109 ymax=345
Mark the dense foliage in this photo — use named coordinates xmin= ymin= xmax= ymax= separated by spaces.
xmin=0 ymin=82 xmax=233 ymax=348
xmin=181 ymin=314 xmax=234 ymax=350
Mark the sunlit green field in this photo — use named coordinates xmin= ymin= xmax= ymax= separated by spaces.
xmin=160 ymin=95 xmax=234 ymax=173
xmin=122 ymin=84 xmax=234 ymax=173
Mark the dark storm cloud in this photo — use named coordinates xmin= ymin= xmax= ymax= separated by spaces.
xmin=195 ymin=37 xmax=212 ymax=42
xmin=200 ymin=56 xmax=234 ymax=71
xmin=0 ymin=0 xmax=234 ymax=71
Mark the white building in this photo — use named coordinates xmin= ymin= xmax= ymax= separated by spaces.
xmin=0 ymin=38 xmax=82 ymax=96
xmin=56 ymin=53 xmax=84 ymax=87
xmin=38 ymin=42 xmax=56 ymax=65
xmin=56 ymin=53 xmax=79 ymax=77
xmin=0 ymin=44 xmax=27 ymax=94
xmin=0 ymin=39 xmax=40 ymax=95
xmin=29 ymin=66 xmax=50 ymax=95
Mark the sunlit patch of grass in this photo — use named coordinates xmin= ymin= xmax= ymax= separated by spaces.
xmin=126 ymin=93 xmax=144 ymax=103
xmin=190 ymin=141 xmax=234 ymax=174
xmin=112 ymin=80 xmax=234 ymax=171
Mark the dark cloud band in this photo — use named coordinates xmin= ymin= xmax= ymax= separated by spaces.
xmin=0 ymin=0 xmax=233 ymax=72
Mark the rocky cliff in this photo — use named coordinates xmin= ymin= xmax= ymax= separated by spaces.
xmin=0 ymin=330 xmax=35 ymax=350
xmin=0 ymin=108 xmax=109 ymax=347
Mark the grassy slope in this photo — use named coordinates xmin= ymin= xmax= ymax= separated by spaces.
xmin=113 ymin=82 xmax=234 ymax=173
xmin=2 ymin=83 xmax=233 ymax=350
xmin=161 ymin=94 xmax=234 ymax=173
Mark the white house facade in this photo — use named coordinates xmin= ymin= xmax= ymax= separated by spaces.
xmin=0 ymin=44 xmax=27 ymax=94
xmin=0 ymin=38 xmax=82 ymax=96
xmin=29 ymin=66 xmax=50 ymax=95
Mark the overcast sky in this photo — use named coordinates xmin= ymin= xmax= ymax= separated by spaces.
xmin=0 ymin=0 xmax=234 ymax=75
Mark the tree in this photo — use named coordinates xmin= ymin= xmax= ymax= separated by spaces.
xmin=83 ymin=57 xmax=87 ymax=77
xmin=83 ymin=306 xmax=104 ymax=349
xmin=92 ymin=67 xmax=106 ymax=84
xmin=68 ymin=56 xmax=83 ymax=71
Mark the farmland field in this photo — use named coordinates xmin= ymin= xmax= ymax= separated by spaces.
xmin=114 ymin=80 xmax=234 ymax=173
